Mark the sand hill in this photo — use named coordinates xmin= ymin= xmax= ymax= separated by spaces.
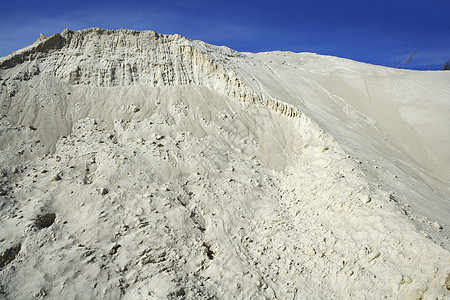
xmin=0 ymin=28 xmax=449 ymax=299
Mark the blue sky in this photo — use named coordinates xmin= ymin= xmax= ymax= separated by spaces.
xmin=1 ymin=0 xmax=449 ymax=70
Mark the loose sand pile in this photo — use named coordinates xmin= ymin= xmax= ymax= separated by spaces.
xmin=0 ymin=28 xmax=449 ymax=299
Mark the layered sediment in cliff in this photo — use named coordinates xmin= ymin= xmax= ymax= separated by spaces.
xmin=1 ymin=28 xmax=267 ymax=103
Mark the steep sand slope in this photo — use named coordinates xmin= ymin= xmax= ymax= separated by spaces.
xmin=237 ymin=51 xmax=450 ymax=242
xmin=0 ymin=28 xmax=449 ymax=299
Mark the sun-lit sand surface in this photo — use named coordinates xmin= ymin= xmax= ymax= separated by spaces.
xmin=1 ymin=28 xmax=449 ymax=299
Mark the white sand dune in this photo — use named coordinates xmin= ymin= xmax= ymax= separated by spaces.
xmin=0 ymin=28 xmax=449 ymax=299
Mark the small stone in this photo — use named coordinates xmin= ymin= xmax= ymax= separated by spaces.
xmin=34 ymin=289 xmax=47 ymax=297
xmin=100 ymin=188 xmax=109 ymax=195
xmin=305 ymin=248 xmax=316 ymax=256
xmin=119 ymin=266 xmax=128 ymax=272
xmin=432 ymin=222 xmax=443 ymax=230
xmin=52 ymin=172 xmax=63 ymax=181
xmin=362 ymin=195 xmax=371 ymax=204
xmin=109 ymin=244 xmax=121 ymax=255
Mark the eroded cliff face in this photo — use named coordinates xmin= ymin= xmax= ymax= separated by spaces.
xmin=1 ymin=28 xmax=266 ymax=102
xmin=0 ymin=28 xmax=304 ymax=157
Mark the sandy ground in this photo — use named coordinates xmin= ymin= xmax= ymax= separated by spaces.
xmin=0 ymin=28 xmax=449 ymax=299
